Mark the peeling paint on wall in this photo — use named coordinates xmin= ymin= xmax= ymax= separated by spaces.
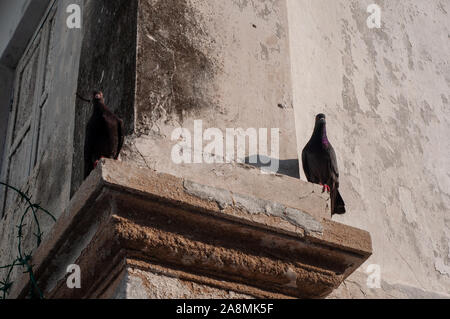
xmin=288 ymin=0 xmax=450 ymax=297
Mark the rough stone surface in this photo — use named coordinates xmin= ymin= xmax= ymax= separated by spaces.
xmin=7 ymin=160 xmax=371 ymax=299
xmin=113 ymin=266 xmax=255 ymax=299
xmin=288 ymin=0 xmax=450 ymax=297
xmin=122 ymin=137 xmax=331 ymax=219
xmin=183 ymin=180 xmax=323 ymax=234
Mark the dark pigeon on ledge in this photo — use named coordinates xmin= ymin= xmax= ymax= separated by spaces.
xmin=84 ymin=91 xmax=124 ymax=178
xmin=302 ymin=113 xmax=346 ymax=216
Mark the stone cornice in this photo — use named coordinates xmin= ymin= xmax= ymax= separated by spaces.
xmin=10 ymin=159 xmax=371 ymax=299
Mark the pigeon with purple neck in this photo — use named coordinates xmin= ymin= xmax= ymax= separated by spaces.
xmin=302 ymin=113 xmax=346 ymax=216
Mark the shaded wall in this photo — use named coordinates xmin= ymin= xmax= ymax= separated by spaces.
xmin=0 ymin=65 xmax=13 ymax=177
xmin=70 ymin=0 xmax=137 ymax=197
xmin=0 ymin=0 xmax=83 ymax=293
xmin=0 ymin=0 xmax=32 ymax=58
xmin=0 ymin=0 xmax=51 ymax=68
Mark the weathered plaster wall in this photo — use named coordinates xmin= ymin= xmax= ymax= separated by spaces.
xmin=0 ymin=0 xmax=83 ymax=294
xmin=118 ymin=0 xmax=335 ymax=230
xmin=288 ymin=0 xmax=450 ymax=297
xmin=125 ymin=0 xmax=298 ymax=177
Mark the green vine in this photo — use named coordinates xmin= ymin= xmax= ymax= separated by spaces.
xmin=0 ymin=182 xmax=56 ymax=299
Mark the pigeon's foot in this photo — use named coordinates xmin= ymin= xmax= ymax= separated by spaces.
xmin=321 ymin=184 xmax=331 ymax=193
xmin=93 ymin=157 xmax=106 ymax=169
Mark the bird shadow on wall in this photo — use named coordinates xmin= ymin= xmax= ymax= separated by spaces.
xmin=245 ymin=155 xmax=300 ymax=179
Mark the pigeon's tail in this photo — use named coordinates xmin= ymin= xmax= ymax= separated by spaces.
xmin=331 ymin=189 xmax=346 ymax=215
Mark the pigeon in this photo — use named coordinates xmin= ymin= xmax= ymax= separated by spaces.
xmin=84 ymin=91 xmax=124 ymax=178
xmin=302 ymin=114 xmax=345 ymax=215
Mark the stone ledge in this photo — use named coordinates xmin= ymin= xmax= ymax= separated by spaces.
xmin=122 ymin=135 xmax=332 ymax=221
xmin=10 ymin=159 xmax=372 ymax=299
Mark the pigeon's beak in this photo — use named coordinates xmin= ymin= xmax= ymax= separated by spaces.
xmin=318 ymin=118 xmax=326 ymax=124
